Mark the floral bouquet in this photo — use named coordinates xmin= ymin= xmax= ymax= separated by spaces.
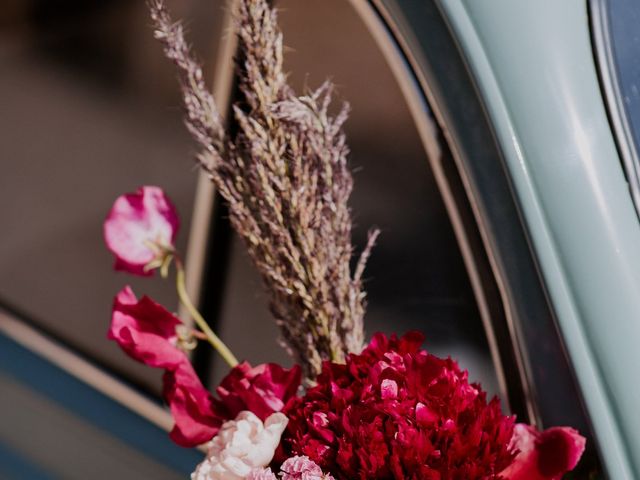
xmin=104 ymin=0 xmax=586 ymax=478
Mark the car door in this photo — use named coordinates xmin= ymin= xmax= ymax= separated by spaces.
xmin=0 ymin=0 xmax=621 ymax=478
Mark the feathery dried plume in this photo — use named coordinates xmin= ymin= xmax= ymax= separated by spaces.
xmin=149 ymin=0 xmax=379 ymax=380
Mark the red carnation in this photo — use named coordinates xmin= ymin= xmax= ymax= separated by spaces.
xmin=283 ymin=332 xmax=516 ymax=479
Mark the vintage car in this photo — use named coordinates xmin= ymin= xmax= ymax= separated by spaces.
xmin=0 ymin=0 xmax=637 ymax=478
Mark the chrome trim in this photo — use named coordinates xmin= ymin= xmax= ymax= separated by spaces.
xmin=346 ymin=0 xmax=533 ymax=417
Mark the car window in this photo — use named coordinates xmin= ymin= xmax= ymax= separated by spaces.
xmin=202 ymin=0 xmax=500 ymax=399
xmin=592 ymin=0 xmax=640 ymax=216
xmin=0 ymin=0 xmax=224 ymax=394
xmin=0 ymin=313 xmax=200 ymax=478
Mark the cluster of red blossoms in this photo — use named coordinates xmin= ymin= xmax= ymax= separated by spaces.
xmin=110 ymin=290 xmax=585 ymax=479
xmin=105 ymin=187 xmax=585 ymax=479
xmin=283 ymin=332 xmax=515 ymax=478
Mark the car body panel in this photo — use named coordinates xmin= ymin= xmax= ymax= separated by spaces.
xmin=437 ymin=0 xmax=640 ymax=477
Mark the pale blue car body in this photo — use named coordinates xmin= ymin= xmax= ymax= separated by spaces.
xmin=354 ymin=0 xmax=640 ymax=477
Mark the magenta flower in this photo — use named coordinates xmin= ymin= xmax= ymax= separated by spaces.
xmin=109 ymin=287 xmax=301 ymax=447
xmin=109 ymin=286 xmax=221 ymax=446
xmin=104 ymin=186 xmax=179 ymax=276
xmin=500 ymin=424 xmax=586 ymax=480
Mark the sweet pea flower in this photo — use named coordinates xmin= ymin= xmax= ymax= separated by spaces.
xmin=191 ymin=411 xmax=288 ymax=480
xmin=500 ymin=424 xmax=586 ymax=480
xmin=164 ymin=361 xmax=223 ymax=447
xmin=104 ymin=185 xmax=179 ymax=276
xmin=109 ymin=286 xmax=222 ymax=446
xmin=108 ymin=286 xmax=186 ymax=369
xmin=109 ymin=287 xmax=301 ymax=447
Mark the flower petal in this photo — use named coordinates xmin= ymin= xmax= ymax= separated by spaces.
xmin=247 ymin=468 xmax=278 ymax=480
xmin=501 ymin=424 xmax=586 ymax=480
xmin=164 ymin=362 xmax=223 ymax=447
xmin=108 ymin=286 xmax=185 ymax=369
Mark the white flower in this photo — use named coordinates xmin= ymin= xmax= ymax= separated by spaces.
xmin=191 ymin=411 xmax=288 ymax=480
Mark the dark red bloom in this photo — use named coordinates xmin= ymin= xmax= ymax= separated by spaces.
xmin=217 ymin=361 xmax=302 ymax=421
xmin=109 ymin=287 xmax=301 ymax=447
xmin=500 ymin=424 xmax=586 ymax=480
xmin=283 ymin=332 xmax=516 ymax=480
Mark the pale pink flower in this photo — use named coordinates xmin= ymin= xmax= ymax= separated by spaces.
xmin=191 ymin=411 xmax=288 ymax=480
xmin=280 ymin=456 xmax=334 ymax=480
xmin=104 ymin=185 xmax=179 ymax=276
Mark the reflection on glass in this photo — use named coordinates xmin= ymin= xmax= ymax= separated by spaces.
xmin=0 ymin=0 xmax=223 ymax=392
xmin=0 ymin=326 xmax=199 ymax=478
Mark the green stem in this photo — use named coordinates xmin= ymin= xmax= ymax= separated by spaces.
xmin=175 ymin=260 xmax=239 ymax=368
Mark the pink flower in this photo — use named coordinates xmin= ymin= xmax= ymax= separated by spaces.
xmin=247 ymin=456 xmax=334 ymax=480
xmin=104 ymin=185 xmax=179 ymax=276
xmin=109 ymin=286 xmax=221 ymax=446
xmin=109 ymin=287 xmax=302 ymax=447
xmin=280 ymin=456 xmax=335 ymax=480
xmin=500 ymin=424 xmax=586 ymax=480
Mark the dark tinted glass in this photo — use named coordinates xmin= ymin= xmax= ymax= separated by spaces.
xmin=594 ymin=0 xmax=640 ymax=218
xmin=604 ymin=0 xmax=640 ymax=149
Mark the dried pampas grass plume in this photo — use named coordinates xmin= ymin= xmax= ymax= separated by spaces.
xmin=148 ymin=0 xmax=379 ymax=381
